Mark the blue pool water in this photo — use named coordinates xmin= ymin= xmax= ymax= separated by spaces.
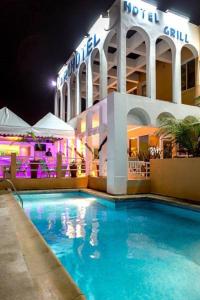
xmin=20 ymin=192 xmax=200 ymax=300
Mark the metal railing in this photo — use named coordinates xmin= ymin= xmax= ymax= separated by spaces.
xmin=0 ymin=179 xmax=23 ymax=208
xmin=128 ymin=160 xmax=150 ymax=178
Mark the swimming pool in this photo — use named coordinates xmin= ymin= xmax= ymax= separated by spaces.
xmin=20 ymin=191 xmax=200 ymax=300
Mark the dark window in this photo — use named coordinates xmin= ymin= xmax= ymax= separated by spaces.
xmin=108 ymin=46 xmax=117 ymax=54
xmin=127 ymin=52 xmax=140 ymax=59
xmin=81 ymin=98 xmax=86 ymax=113
xmin=181 ymin=59 xmax=195 ymax=91
xmin=34 ymin=144 xmax=46 ymax=152
xmin=93 ymin=60 xmax=100 ymax=65
xmin=187 ymin=59 xmax=195 ymax=89
xmin=181 ymin=64 xmax=187 ymax=91
xmin=126 ymin=30 xmax=136 ymax=39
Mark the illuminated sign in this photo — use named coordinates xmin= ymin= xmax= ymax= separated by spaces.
xmin=60 ymin=34 xmax=100 ymax=83
xmin=123 ymin=1 xmax=159 ymax=24
xmin=163 ymin=26 xmax=189 ymax=43
xmin=123 ymin=1 xmax=189 ymax=43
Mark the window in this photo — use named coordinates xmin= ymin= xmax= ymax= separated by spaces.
xmin=81 ymin=98 xmax=86 ymax=113
xmin=181 ymin=59 xmax=195 ymax=91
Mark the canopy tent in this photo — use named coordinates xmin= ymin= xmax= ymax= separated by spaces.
xmin=33 ymin=113 xmax=74 ymax=138
xmin=0 ymin=107 xmax=31 ymax=136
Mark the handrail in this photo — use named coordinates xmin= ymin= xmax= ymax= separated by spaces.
xmin=0 ymin=179 xmax=23 ymax=208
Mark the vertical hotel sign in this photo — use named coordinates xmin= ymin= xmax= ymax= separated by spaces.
xmin=58 ymin=34 xmax=100 ymax=85
xmin=123 ymin=1 xmax=189 ymax=43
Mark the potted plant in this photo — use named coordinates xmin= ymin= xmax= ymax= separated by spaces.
xmin=30 ymin=159 xmax=40 ymax=178
xmin=70 ymin=161 xmax=77 ymax=178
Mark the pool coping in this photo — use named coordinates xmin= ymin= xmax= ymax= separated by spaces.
xmin=6 ymin=191 xmax=86 ymax=300
xmin=18 ymin=188 xmax=200 ymax=212
xmin=7 ymin=188 xmax=200 ymax=299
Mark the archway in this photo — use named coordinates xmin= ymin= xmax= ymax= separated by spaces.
xmin=126 ymin=28 xmax=149 ymax=96
xmin=156 ymin=112 xmax=175 ymax=126
xmin=156 ymin=36 xmax=174 ymax=102
xmin=127 ymin=108 xmax=157 ymax=161
xmin=181 ymin=45 xmax=198 ymax=105
xmin=79 ymin=63 xmax=87 ymax=113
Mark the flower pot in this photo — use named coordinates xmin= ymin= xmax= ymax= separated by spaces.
xmin=30 ymin=160 xmax=40 ymax=178
xmin=70 ymin=163 xmax=77 ymax=178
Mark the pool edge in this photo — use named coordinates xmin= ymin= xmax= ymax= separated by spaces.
xmin=7 ymin=192 xmax=86 ymax=300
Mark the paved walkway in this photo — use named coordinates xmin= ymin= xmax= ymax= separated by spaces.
xmin=0 ymin=193 xmax=38 ymax=300
xmin=0 ymin=192 xmax=85 ymax=300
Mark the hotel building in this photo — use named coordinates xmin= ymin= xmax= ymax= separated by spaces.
xmin=54 ymin=0 xmax=200 ymax=194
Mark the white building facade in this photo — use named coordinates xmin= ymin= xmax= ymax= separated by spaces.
xmin=55 ymin=0 xmax=200 ymax=194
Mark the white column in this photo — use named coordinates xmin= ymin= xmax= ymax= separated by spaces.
xmin=172 ymin=47 xmax=182 ymax=104
xmin=76 ymin=71 xmax=81 ymax=115
xmin=71 ymin=77 xmax=77 ymax=118
xmin=54 ymin=91 xmax=59 ymax=117
xmin=60 ymin=90 xmax=65 ymax=120
xmin=100 ymin=49 xmax=107 ymax=100
xmin=117 ymin=24 xmax=126 ymax=93
xmin=99 ymin=105 xmax=107 ymax=176
xmin=195 ymin=56 xmax=200 ymax=98
xmin=146 ymin=40 xmax=156 ymax=100
xmin=85 ymin=112 xmax=93 ymax=175
xmin=107 ymin=93 xmax=128 ymax=194
xmin=67 ymin=81 xmax=71 ymax=121
xmin=87 ymin=58 xmax=93 ymax=108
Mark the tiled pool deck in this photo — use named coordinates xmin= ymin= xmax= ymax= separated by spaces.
xmin=0 ymin=189 xmax=200 ymax=300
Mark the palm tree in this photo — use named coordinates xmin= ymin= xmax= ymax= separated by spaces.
xmin=157 ymin=116 xmax=200 ymax=157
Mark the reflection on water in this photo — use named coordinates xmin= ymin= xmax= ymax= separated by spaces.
xmin=23 ymin=194 xmax=200 ymax=300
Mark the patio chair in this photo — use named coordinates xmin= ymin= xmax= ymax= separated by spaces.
xmin=3 ymin=165 xmax=11 ymax=179
xmin=16 ymin=160 xmax=27 ymax=178
xmin=40 ymin=160 xmax=55 ymax=178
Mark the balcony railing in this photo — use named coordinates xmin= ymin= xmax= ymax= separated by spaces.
xmin=0 ymin=154 xmax=87 ymax=179
xmin=128 ymin=160 xmax=150 ymax=178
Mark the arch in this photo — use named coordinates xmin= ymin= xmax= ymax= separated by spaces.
xmin=181 ymin=44 xmax=198 ymax=59
xmin=126 ymin=26 xmax=150 ymax=96
xmin=62 ymin=82 xmax=68 ymax=122
xmin=91 ymin=48 xmax=100 ymax=104
xmin=156 ymin=35 xmax=175 ymax=102
xmin=126 ymin=26 xmax=150 ymax=46
xmin=127 ymin=107 xmax=151 ymax=126
xmin=103 ymin=30 xmax=116 ymax=52
xmin=181 ymin=44 xmax=198 ymax=106
xmin=70 ymin=73 xmax=76 ymax=119
xmin=156 ymin=35 xmax=176 ymax=54
xmin=156 ymin=112 xmax=175 ymax=126
xmin=79 ymin=62 xmax=87 ymax=113
xmin=184 ymin=115 xmax=198 ymax=123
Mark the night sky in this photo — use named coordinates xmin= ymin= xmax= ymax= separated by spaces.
xmin=0 ymin=0 xmax=200 ymax=125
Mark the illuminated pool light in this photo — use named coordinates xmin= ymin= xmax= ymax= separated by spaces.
xmin=66 ymin=197 xmax=97 ymax=207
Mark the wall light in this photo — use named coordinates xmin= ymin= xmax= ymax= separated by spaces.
xmin=51 ymin=80 xmax=57 ymax=87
